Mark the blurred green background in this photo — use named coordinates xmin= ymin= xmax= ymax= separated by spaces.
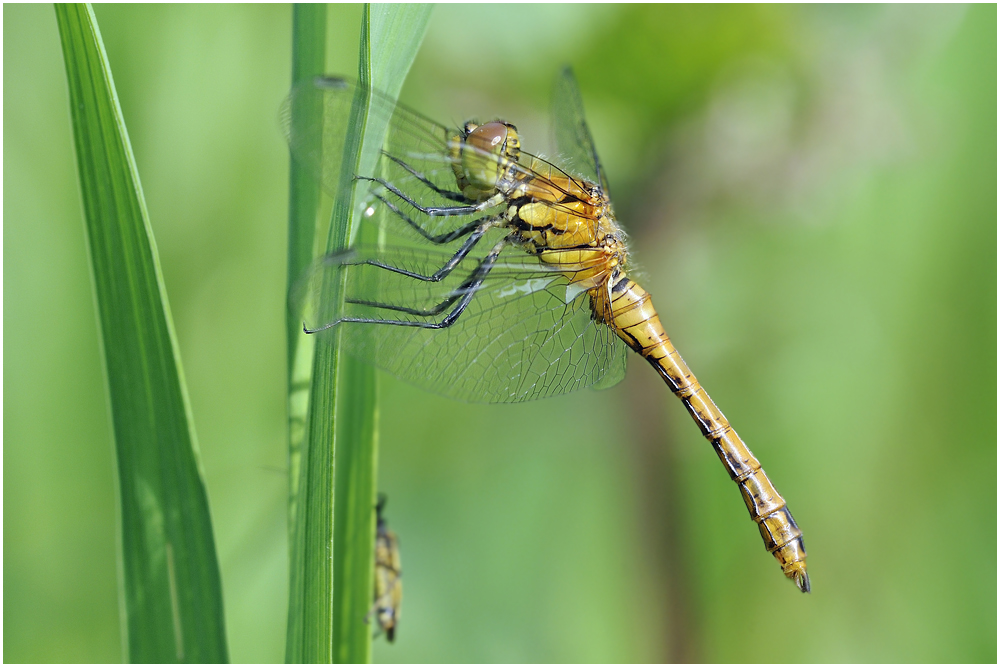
xmin=4 ymin=4 xmax=995 ymax=663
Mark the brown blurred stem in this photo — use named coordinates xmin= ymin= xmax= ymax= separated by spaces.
xmin=626 ymin=364 xmax=700 ymax=663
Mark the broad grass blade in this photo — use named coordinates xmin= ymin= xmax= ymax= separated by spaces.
xmin=55 ymin=4 xmax=228 ymax=662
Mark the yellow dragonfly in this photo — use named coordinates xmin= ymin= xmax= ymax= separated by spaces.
xmin=286 ymin=69 xmax=809 ymax=592
xmin=366 ymin=495 xmax=402 ymax=641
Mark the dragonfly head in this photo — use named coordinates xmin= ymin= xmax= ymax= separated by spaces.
xmin=450 ymin=120 xmax=521 ymax=201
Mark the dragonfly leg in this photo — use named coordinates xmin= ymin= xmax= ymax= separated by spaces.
xmin=347 ymin=218 xmax=494 ymax=285
xmin=383 ymin=153 xmax=470 ymax=203
xmin=305 ymin=237 xmax=508 ymax=332
xmin=345 ymin=271 xmax=475 ymax=318
xmin=358 ymin=176 xmax=504 ymax=216
xmin=427 ymin=238 xmax=508 ymax=328
xmin=373 ymin=192 xmax=496 ymax=244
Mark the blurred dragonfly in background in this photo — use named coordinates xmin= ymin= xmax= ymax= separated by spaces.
xmin=366 ymin=495 xmax=401 ymax=642
xmin=285 ymin=68 xmax=809 ymax=592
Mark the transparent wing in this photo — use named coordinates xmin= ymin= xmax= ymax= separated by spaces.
xmin=293 ymin=241 xmax=628 ymax=403
xmin=552 ymin=67 xmax=611 ymax=195
xmin=283 ymin=76 xmax=479 ymax=240
xmin=284 ymin=76 xmax=604 ymax=242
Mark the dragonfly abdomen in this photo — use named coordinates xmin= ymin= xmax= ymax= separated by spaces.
xmin=596 ymin=275 xmax=811 ymax=592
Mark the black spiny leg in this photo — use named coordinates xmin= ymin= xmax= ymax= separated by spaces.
xmin=304 ymin=237 xmax=509 ymax=333
xmin=358 ymin=176 xmax=504 ymax=216
xmin=383 ymin=153 xmax=470 ymax=203
xmin=347 ymin=218 xmax=494 ymax=286
xmin=372 ymin=193 xmax=493 ymax=244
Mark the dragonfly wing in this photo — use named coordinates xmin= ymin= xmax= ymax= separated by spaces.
xmin=283 ymin=77 xmax=367 ymax=201
xmin=296 ymin=242 xmax=628 ymax=403
xmin=284 ymin=77 xmax=513 ymax=241
xmin=551 ymin=67 xmax=611 ymax=195
xmin=591 ymin=343 xmax=627 ymax=391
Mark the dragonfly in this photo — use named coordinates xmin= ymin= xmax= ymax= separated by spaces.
xmin=366 ymin=495 xmax=402 ymax=641
xmin=285 ymin=69 xmax=809 ymax=592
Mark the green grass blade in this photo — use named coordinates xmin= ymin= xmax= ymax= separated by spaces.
xmin=285 ymin=5 xmax=327 ymax=639
xmin=365 ymin=4 xmax=435 ymax=97
xmin=287 ymin=5 xmax=328 ymax=313
xmin=331 ymin=9 xmax=433 ymax=662
xmin=285 ymin=4 xmax=431 ymax=663
xmin=54 ymin=4 xmax=228 ymax=663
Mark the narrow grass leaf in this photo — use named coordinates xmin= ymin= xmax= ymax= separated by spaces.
xmin=285 ymin=7 xmax=327 ymax=639
xmin=54 ymin=3 xmax=227 ymax=662
xmin=285 ymin=3 xmax=431 ymax=663
xmin=331 ymin=11 xmax=434 ymax=662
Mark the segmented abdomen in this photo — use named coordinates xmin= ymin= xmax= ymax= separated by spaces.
xmin=596 ymin=274 xmax=810 ymax=592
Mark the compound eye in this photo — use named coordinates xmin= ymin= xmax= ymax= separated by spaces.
xmin=458 ymin=121 xmax=520 ymax=194
xmin=466 ymin=121 xmax=511 ymax=155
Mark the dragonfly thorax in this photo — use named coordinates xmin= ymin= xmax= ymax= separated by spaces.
xmin=519 ymin=190 xmax=630 ymax=299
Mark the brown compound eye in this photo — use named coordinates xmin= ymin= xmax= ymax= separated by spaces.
xmin=459 ymin=121 xmax=520 ymax=193
xmin=466 ymin=121 xmax=511 ymax=155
